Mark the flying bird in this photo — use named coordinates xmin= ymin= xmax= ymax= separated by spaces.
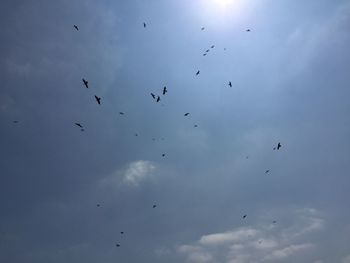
xmin=97 ymin=204 xmax=101 ymax=207
xmin=153 ymin=204 xmax=157 ymax=208
xmin=229 ymin=81 xmax=232 ymax=87
xmin=94 ymin=95 xmax=101 ymax=105
xmin=13 ymin=120 xmax=19 ymax=123
xmin=201 ymin=27 xmax=205 ymax=30
xmin=184 ymin=113 xmax=190 ymax=116
xmin=246 ymin=29 xmax=251 ymax=32
xmin=143 ymin=22 xmax=146 ymax=28
xmin=162 ymin=153 xmax=165 ymax=157
xmin=119 ymin=112 xmax=124 ymax=115
xmin=272 ymin=220 xmax=277 ymax=224
xmin=75 ymin=123 xmax=83 ymax=129
xmin=265 ymin=170 xmax=270 ymax=174
xmin=277 ymin=142 xmax=282 ymax=150
xmin=163 ymin=86 xmax=167 ymax=95
xmin=203 ymin=53 xmax=207 ymax=56
xmin=135 ymin=133 xmax=138 ymax=136
xmin=206 ymin=49 xmax=210 ymax=53
xmin=120 ymin=231 xmax=124 ymax=234
xmin=194 ymin=124 xmax=198 ymax=127
xmin=82 ymin=78 xmax=89 ymax=88
xmin=151 ymin=93 xmax=156 ymax=99
xmin=196 ymin=70 xmax=200 ymax=76
xmin=74 ymin=25 xmax=79 ymax=31
xmin=156 ymin=96 xmax=160 ymax=102
xmin=116 ymin=243 xmax=120 ymax=247
xmin=243 ymin=215 xmax=247 ymax=219
xmin=211 ymin=45 xmax=215 ymax=48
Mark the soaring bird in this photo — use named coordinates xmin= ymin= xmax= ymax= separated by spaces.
xmin=74 ymin=25 xmax=79 ymax=31
xmin=143 ymin=22 xmax=146 ymax=28
xmin=196 ymin=70 xmax=200 ymax=76
xmin=194 ymin=124 xmax=198 ymax=127
xmin=119 ymin=112 xmax=124 ymax=115
xmin=82 ymin=78 xmax=89 ymax=88
xmin=120 ymin=231 xmax=124 ymax=234
xmin=211 ymin=45 xmax=215 ymax=48
xmin=246 ymin=29 xmax=251 ymax=32
xmin=135 ymin=133 xmax=138 ymax=137
xmin=229 ymin=81 xmax=232 ymax=87
xmin=116 ymin=244 xmax=120 ymax=247
xmin=243 ymin=215 xmax=247 ymax=219
xmin=153 ymin=204 xmax=157 ymax=208
xmin=97 ymin=204 xmax=101 ymax=207
xmin=13 ymin=120 xmax=19 ymax=123
xmin=272 ymin=220 xmax=277 ymax=224
xmin=75 ymin=123 xmax=83 ymax=128
xmin=206 ymin=49 xmax=210 ymax=53
xmin=163 ymin=86 xmax=167 ymax=95
xmin=94 ymin=95 xmax=101 ymax=105
xmin=265 ymin=170 xmax=270 ymax=174
xmin=203 ymin=53 xmax=207 ymax=56
xmin=201 ymin=27 xmax=205 ymax=30
xmin=184 ymin=113 xmax=190 ymax=116
xmin=151 ymin=93 xmax=156 ymax=99
xmin=277 ymin=142 xmax=282 ymax=150
xmin=162 ymin=153 xmax=165 ymax=157
xmin=156 ymin=96 xmax=160 ymax=102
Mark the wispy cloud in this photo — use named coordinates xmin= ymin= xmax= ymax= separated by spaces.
xmin=123 ymin=160 xmax=156 ymax=186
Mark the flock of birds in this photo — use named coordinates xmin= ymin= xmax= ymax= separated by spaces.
xmin=12 ymin=21 xmax=282 ymax=250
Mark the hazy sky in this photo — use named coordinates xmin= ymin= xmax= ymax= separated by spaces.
xmin=1 ymin=0 xmax=350 ymax=262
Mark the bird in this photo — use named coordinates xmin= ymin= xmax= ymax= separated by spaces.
xmin=265 ymin=170 xmax=270 ymax=174
xmin=184 ymin=113 xmax=190 ymax=116
xmin=194 ymin=124 xmax=198 ymax=127
xmin=156 ymin=96 xmax=160 ymax=102
xmin=74 ymin=25 xmax=79 ymax=31
xmin=143 ymin=22 xmax=146 ymax=28
xmin=196 ymin=70 xmax=200 ymax=76
xmin=153 ymin=204 xmax=157 ymax=208
xmin=119 ymin=112 xmax=124 ymax=115
xmin=162 ymin=153 xmax=165 ymax=157
xmin=224 ymin=48 xmax=226 ymax=50
xmin=201 ymin=27 xmax=205 ymax=30
xmin=163 ymin=86 xmax=167 ymax=95
xmin=75 ymin=123 xmax=83 ymax=128
xmin=94 ymin=95 xmax=101 ymax=105
xmin=135 ymin=133 xmax=138 ymax=136
xmin=151 ymin=93 xmax=156 ymax=99
xmin=120 ymin=231 xmax=124 ymax=234
xmin=13 ymin=120 xmax=19 ymax=123
xmin=246 ymin=29 xmax=251 ymax=32
xmin=116 ymin=243 xmax=120 ymax=247
xmin=206 ymin=49 xmax=210 ymax=53
xmin=211 ymin=45 xmax=215 ymax=48
xmin=272 ymin=220 xmax=277 ymax=224
xmin=277 ymin=142 xmax=282 ymax=150
xmin=82 ymin=78 xmax=89 ymax=88
xmin=203 ymin=53 xmax=207 ymax=56
xmin=243 ymin=215 xmax=247 ymax=219
xmin=229 ymin=81 xmax=232 ymax=87
xmin=97 ymin=204 xmax=101 ymax=207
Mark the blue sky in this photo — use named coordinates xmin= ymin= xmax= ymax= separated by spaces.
xmin=1 ymin=0 xmax=350 ymax=262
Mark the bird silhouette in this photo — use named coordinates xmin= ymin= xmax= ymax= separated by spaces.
xmin=143 ymin=22 xmax=146 ymax=28
xmin=13 ymin=120 xmax=19 ymax=123
xmin=151 ymin=93 xmax=156 ymax=99
xmin=184 ymin=113 xmax=190 ymax=116
xmin=229 ymin=81 xmax=232 ymax=87
xmin=97 ymin=204 xmax=101 ymax=207
xmin=203 ymin=53 xmax=207 ymax=56
xmin=75 ymin=123 xmax=83 ymax=128
xmin=277 ymin=142 xmax=282 ymax=150
xmin=120 ymin=231 xmax=124 ymax=234
xmin=135 ymin=133 xmax=138 ymax=136
xmin=74 ymin=25 xmax=79 ymax=31
xmin=116 ymin=243 xmax=120 ymax=247
xmin=82 ymin=78 xmax=89 ymax=88
xmin=194 ymin=124 xmax=198 ymax=127
xmin=243 ymin=215 xmax=247 ymax=219
xmin=94 ymin=95 xmax=101 ymax=105
xmin=153 ymin=204 xmax=157 ymax=208
xmin=211 ymin=45 xmax=215 ymax=48
xmin=163 ymin=86 xmax=167 ymax=95
xmin=272 ymin=220 xmax=277 ymax=224
xmin=196 ymin=70 xmax=200 ymax=76
xmin=162 ymin=153 xmax=165 ymax=157
xmin=156 ymin=96 xmax=160 ymax=102
xmin=206 ymin=49 xmax=210 ymax=53
xmin=265 ymin=170 xmax=270 ymax=174
xmin=246 ymin=29 xmax=251 ymax=32
xmin=119 ymin=112 xmax=124 ymax=115
xmin=201 ymin=27 xmax=205 ymax=30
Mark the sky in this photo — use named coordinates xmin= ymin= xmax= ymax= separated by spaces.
xmin=1 ymin=0 xmax=350 ymax=262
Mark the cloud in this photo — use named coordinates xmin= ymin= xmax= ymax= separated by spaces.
xmin=123 ymin=160 xmax=156 ymax=186
xmin=177 ymin=207 xmax=324 ymax=263
xmin=342 ymin=255 xmax=350 ymax=263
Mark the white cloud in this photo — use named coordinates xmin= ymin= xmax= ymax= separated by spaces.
xmin=123 ymin=160 xmax=155 ymax=186
xmin=177 ymin=207 xmax=324 ymax=263
xmin=342 ymin=255 xmax=350 ymax=263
